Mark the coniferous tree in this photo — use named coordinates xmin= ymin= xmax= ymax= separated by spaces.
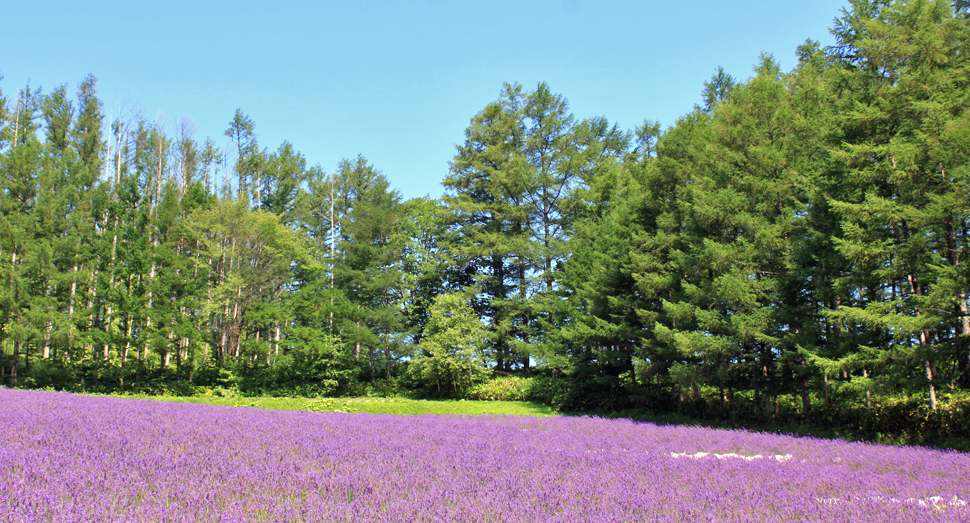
xmin=826 ymin=0 xmax=970 ymax=409
xmin=261 ymin=141 xmax=306 ymax=224
xmin=445 ymin=82 xmax=628 ymax=374
xmin=224 ymin=109 xmax=258 ymax=204
xmin=333 ymin=156 xmax=407 ymax=380
xmin=72 ymin=75 xmax=103 ymax=177
xmin=444 ymin=83 xmax=531 ymax=373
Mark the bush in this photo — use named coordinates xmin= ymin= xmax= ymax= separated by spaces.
xmin=464 ymin=376 xmax=533 ymax=401
xmin=408 ymin=291 xmax=490 ymax=398
xmin=365 ymin=378 xmax=406 ymax=398
xmin=525 ymin=377 xmax=572 ymax=407
xmin=827 ymin=393 xmax=970 ymax=444
xmin=23 ymin=359 xmax=77 ymax=390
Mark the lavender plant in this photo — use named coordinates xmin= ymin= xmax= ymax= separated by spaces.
xmin=1 ymin=389 xmax=967 ymax=522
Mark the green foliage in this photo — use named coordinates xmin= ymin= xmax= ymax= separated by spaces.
xmin=275 ymin=330 xmax=358 ymax=395
xmin=330 ymin=155 xmax=409 ymax=381
xmin=22 ymin=359 xmax=77 ymax=389
xmin=442 ymin=82 xmax=629 ymax=374
xmin=464 ymin=376 xmax=533 ymax=401
xmin=408 ymin=291 xmax=490 ymax=397
xmin=4 ymin=1 xmax=970 ymax=450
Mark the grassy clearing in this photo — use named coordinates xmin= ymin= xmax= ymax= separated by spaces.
xmin=109 ymin=394 xmax=558 ymax=417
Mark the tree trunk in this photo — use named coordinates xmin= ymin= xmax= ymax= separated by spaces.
xmin=752 ymin=363 xmax=762 ymax=417
xmin=925 ymin=356 xmax=937 ymax=411
xmin=104 ymin=216 xmax=119 ymax=361
xmin=823 ymin=372 xmax=830 ymax=406
xmin=369 ymin=345 xmax=376 ymax=384
xmin=959 ymin=295 xmax=970 ymax=389
xmin=270 ymin=323 xmax=279 ymax=361
xmin=9 ymin=340 xmax=19 ymax=386
xmin=42 ymin=321 xmax=52 ymax=359
xmin=385 ymin=335 xmax=392 ymax=380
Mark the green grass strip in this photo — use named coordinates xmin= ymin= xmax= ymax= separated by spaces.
xmin=108 ymin=394 xmax=558 ymax=417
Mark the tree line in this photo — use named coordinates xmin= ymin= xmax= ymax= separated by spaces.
xmin=2 ymin=0 xmax=969 ymax=427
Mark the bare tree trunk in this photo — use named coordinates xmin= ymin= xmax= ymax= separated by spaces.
xmin=274 ymin=324 xmax=280 ymax=358
xmin=144 ymin=134 xmax=164 ymax=362
xmin=385 ymin=332 xmax=392 ymax=380
xmin=87 ymin=277 xmax=96 ymax=358
xmin=42 ymin=321 xmax=52 ymax=359
xmin=960 ymin=295 xmax=970 ymax=389
xmin=924 ymin=352 xmax=937 ymax=411
xmin=823 ymin=372 xmax=830 ymax=406
xmin=907 ymin=270 xmax=937 ymax=410
xmin=104 ymin=215 xmax=119 ymax=360
xmin=121 ymin=317 xmax=133 ymax=389
xmin=103 ymin=107 xmax=112 ymax=182
xmin=68 ymin=259 xmax=78 ymax=334
xmin=233 ymin=290 xmax=242 ymax=359
xmin=329 ymin=174 xmax=336 ymax=333
xmin=368 ymin=340 xmax=376 ymax=384
xmin=221 ymin=302 xmax=230 ymax=360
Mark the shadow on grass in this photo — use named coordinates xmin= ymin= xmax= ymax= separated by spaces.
xmin=568 ymin=407 xmax=970 ymax=453
xmin=106 ymin=391 xmax=968 ymax=452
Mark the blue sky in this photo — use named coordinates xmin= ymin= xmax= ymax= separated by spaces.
xmin=3 ymin=0 xmax=847 ymax=200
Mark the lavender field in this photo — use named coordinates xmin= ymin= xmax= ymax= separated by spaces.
xmin=1 ymin=389 xmax=968 ymax=522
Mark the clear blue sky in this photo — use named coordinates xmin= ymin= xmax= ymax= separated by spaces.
xmin=3 ymin=0 xmax=848 ymax=200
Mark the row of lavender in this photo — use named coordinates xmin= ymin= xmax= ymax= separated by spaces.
xmin=1 ymin=389 xmax=968 ymax=522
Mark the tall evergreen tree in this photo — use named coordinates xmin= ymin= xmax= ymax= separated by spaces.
xmin=827 ymin=0 xmax=970 ymax=408
xmin=224 ymin=109 xmax=259 ymax=204
xmin=72 ymin=75 xmax=103 ymax=177
xmin=261 ymin=141 xmax=306 ymax=224
xmin=444 ymin=82 xmax=627 ymax=373
xmin=333 ymin=156 xmax=407 ymax=380
xmin=444 ymin=83 xmax=532 ymax=373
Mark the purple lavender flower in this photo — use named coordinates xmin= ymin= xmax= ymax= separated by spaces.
xmin=1 ymin=389 xmax=967 ymax=522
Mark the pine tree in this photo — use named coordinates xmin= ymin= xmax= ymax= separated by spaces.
xmin=72 ymin=75 xmax=103 ymax=177
xmin=827 ymin=0 xmax=970 ymax=408
xmin=223 ymin=109 xmax=258 ymax=204
xmin=333 ymin=156 xmax=407 ymax=381
xmin=444 ymin=83 xmax=532 ymax=373
xmin=261 ymin=141 xmax=306 ymax=223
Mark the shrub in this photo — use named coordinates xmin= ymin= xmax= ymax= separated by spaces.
xmin=408 ymin=292 xmax=490 ymax=398
xmin=22 ymin=359 xmax=76 ymax=390
xmin=525 ymin=377 xmax=571 ymax=407
xmin=464 ymin=376 xmax=533 ymax=401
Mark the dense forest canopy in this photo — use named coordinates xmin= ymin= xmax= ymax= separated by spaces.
xmin=2 ymin=0 xmax=969 ymax=432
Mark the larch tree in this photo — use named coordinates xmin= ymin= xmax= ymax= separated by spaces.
xmin=333 ymin=156 xmax=407 ymax=381
xmin=827 ymin=0 xmax=970 ymax=409
xmin=444 ymin=82 xmax=532 ymax=373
